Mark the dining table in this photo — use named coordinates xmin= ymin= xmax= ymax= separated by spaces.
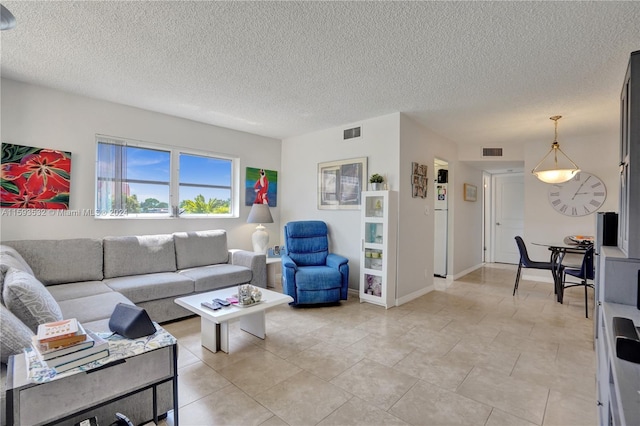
xmin=531 ymin=240 xmax=593 ymax=304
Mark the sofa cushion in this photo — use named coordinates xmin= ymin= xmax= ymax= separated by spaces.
xmin=3 ymin=267 xmax=63 ymax=332
xmin=0 ymin=245 xmax=35 ymax=276
xmin=3 ymin=239 xmax=103 ymax=285
xmin=57 ymin=292 xmax=133 ymax=325
xmin=0 ymin=304 xmax=34 ymax=364
xmin=103 ymin=234 xmax=177 ymax=278
xmin=104 ymin=272 xmax=194 ymax=303
xmin=173 ymin=230 xmax=229 ymax=269
xmin=179 ymin=264 xmax=252 ymax=292
xmin=46 ymin=281 xmax=114 ymax=302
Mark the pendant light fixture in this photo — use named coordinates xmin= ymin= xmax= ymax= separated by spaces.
xmin=1 ymin=4 xmax=16 ymax=31
xmin=531 ymin=115 xmax=580 ymax=184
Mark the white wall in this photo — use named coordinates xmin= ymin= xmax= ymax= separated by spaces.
xmin=280 ymin=112 xmax=484 ymax=301
xmin=399 ymin=115 xmax=483 ymax=287
xmin=281 ymin=113 xmax=401 ymax=290
xmin=0 ymin=79 xmax=281 ymax=249
xmin=450 ymin=162 xmax=484 ymax=276
xmin=397 ymin=114 xmax=434 ymax=300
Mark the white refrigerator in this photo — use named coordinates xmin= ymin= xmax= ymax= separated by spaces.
xmin=434 ymin=183 xmax=448 ymax=277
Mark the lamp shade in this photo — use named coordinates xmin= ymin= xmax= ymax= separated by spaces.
xmin=1 ymin=4 xmax=16 ymax=31
xmin=247 ymin=203 xmax=273 ymax=224
xmin=533 ymin=168 xmax=579 ymax=184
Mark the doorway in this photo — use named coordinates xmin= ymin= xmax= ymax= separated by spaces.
xmin=433 ymin=158 xmax=449 ymax=277
xmin=490 ymin=173 xmax=524 ymax=264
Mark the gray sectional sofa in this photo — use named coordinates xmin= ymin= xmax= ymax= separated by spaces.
xmin=0 ymin=229 xmax=266 ymax=425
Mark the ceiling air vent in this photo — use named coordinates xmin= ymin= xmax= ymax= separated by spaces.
xmin=482 ymin=147 xmax=503 ymax=157
xmin=343 ymin=126 xmax=361 ymax=140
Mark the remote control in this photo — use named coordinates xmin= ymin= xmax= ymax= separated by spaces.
xmin=213 ymin=298 xmax=231 ymax=307
xmin=201 ymin=301 xmax=221 ymax=310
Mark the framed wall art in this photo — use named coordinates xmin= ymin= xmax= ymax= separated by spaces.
xmin=1 ymin=143 xmax=72 ymax=209
xmin=318 ymin=157 xmax=367 ymax=210
xmin=245 ymin=167 xmax=278 ymax=207
xmin=464 ymin=183 xmax=477 ymax=202
xmin=411 ymin=162 xmax=428 ymax=198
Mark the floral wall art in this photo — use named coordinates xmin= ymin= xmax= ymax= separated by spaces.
xmin=1 ymin=143 xmax=72 ymax=209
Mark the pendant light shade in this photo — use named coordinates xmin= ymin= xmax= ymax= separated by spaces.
xmin=531 ymin=116 xmax=580 ymax=184
xmin=1 ymin=4 xmax=16 ymax=31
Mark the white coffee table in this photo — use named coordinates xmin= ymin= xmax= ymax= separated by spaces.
xmin=175 ymin=287 xmax=293 ymax=353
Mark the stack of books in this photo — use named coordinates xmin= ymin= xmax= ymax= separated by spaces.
xmin=33 ymin=318 xmax=109 ymax=373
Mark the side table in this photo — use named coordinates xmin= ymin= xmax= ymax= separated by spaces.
xmin=266 ymin=257 xmax=282 ymax=290
xmin=6 ymin=325 xmax=178 ymax=426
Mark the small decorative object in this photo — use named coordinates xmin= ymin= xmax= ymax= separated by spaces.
xmin=464 ymin=183 xmax=478 ymax=202
xmin=373 ymin=280 xmax=382 ymax=297
xmin=369 ymin=173 xmax=385 ymax=191
xmin=267 ymin=245 xmax=282 ymax=258
xmin=237 ymin=284 xmax=262 ymax=306
xmin=411 ymin=162 xmax=428 ymax=198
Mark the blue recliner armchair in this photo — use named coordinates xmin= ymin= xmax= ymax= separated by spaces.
xmin=281 ymin=221 xmax=349 ymax=305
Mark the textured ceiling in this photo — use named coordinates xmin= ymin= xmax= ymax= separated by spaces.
xmin=1 ymin=1 xmax=639 ymax=151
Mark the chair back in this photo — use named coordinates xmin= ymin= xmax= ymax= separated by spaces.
xmin=283 ymin=221 xmax=329 ymax=266
xmin=581 ymin=246 xmax=595 ymax=280
xmin=515 ymin=236 xmax=534 ymax=267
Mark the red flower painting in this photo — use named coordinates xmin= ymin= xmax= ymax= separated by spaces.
xmin=1 ymin=143 xmax=72 ymax=209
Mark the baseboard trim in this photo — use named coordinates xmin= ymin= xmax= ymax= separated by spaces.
xmin=451 ymin=263 xmax=484 ymax=281
xmin=395 ymin=285 xmax=434 ymax=306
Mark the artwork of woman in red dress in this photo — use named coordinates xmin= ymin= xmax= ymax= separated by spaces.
xmin=254 ymin=169 xmax=269 ymax=204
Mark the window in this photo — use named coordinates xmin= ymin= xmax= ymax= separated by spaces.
xmin=179 ymin=153 xmax=232 ymax=215
xmin=96 ymin=136 xmax=236 ymax=218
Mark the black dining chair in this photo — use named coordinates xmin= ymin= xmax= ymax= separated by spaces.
xmin=513 ymin=236 xmax=556 ymax=296
xmin=562 ymin=246 xmax=595 ymax=318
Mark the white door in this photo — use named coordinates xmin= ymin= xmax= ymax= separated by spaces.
xmin=493 ymin=173 xmax=524 ymax=264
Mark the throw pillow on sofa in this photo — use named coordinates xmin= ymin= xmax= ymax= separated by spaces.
xmin=0 ymin=304 xmax=35 ymax=363
xmin=3 ymin=267 xmax=63 ymax=332
xmin=0 ymin=245 xmax=35 ymax=276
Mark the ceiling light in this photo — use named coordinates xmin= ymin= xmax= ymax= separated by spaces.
xmin=1 ymin=4 xmax=16 ymax=31
xmin=531 ymin=115 xmax=580 ymax=184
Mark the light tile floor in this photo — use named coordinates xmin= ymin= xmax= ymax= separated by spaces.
xmin=160 ymin=264 xmax=596 ymax=426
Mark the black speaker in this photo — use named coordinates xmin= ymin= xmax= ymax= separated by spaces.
xmin=108 ymin=303 xmax=156 ymax=339
xmin=637 ymin=270 xmax=640 ymax=310
xmin=613 ymin=316 xmax=640 ymax=363
xmin=601 ymin=212 xmax=618 ymax=246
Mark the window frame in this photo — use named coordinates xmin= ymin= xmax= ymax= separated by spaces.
xmin=95 ymin=135 xmax=239 ymax=219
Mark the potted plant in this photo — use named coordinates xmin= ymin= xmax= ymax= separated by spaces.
xmin=369 ymin=174 xmax=385 ymax=190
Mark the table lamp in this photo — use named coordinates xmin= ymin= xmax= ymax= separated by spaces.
xmin=247 ymin=203 xmax=273 ymax=254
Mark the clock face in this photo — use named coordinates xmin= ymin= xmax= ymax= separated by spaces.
xmin=548 ymin=172 xmax=607 ymax=216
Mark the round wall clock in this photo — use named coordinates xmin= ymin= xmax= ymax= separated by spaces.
xmin=547 ymin=172 xmax=607 ymax=216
